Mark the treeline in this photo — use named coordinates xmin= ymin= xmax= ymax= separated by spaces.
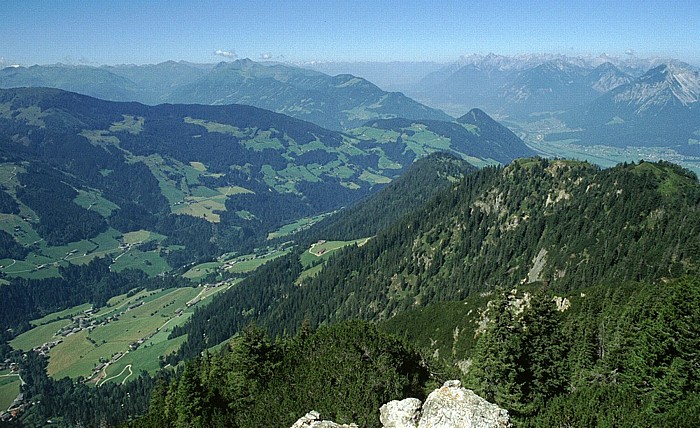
xmin=135 ymin=321 xmax=429 ymax=428
xmin=16 ymin=163 xmax=108 ymax=246
xmin=0 ymin=229 xmax=28 ymax=260
xmin=295 ymin=152 xmax=475 ymax=243
xmin=145 ymin=277 xmax=700 ymax=427
xmin=15 ymin=351 xmax=160 ymax=427
xmin=166 ymin=253 xmax=304 ymax=363
xmin=0 ymin=188 xmax=20 ymax=214
xmin=0 ymin=257 xmax=190 ymax=331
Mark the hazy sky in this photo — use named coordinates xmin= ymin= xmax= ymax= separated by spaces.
xmin=2 ymin=0 xmax=698 ymax=66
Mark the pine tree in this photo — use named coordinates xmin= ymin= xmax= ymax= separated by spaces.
xmin=464 ymin=290 xmax=523 ymax=409
xmin=517 ymin=289 xmax=567 ymax=413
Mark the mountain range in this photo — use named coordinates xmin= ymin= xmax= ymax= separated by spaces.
xmin=562 ymin=63 xmax=700 ymax=155
xmin=408 ymin=56 xmax=638 ymax=117
xmin=0 ymin=59 xmax=451 ymax=131
xmin=0 ymin=87 xmax=530 ymax=286
xmin=2 ymin=54 xmax=700 ymax=427
xmin=402 ymin=54 xmax=700 ymax=163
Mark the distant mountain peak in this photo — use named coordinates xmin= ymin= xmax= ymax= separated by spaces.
xmin=614 ymin=61 xmax=700 ymax=110
xmin=456 ymin=108 xmax=493 ymax=125
xmin=587 ymin=62 xmax=632 ymax=92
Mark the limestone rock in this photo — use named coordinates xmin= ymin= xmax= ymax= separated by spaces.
xmin=417 ymin=380 xmax=510 ymax=428
xmin=291 ymin=381 xmax=509 ymax=428
xmin=380 ymin=397 xmax=422 ymax=428
xmin=290 ymin=410 xmax=358 ymax=428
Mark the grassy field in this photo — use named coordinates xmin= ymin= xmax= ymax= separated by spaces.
xmin=267 ymin=212 xmax=333 ymax=240
xmin=297 ymin=238 xmax=371 ymax=282
xmin=30 ymin=303 xmax=92 ymax=326
xmin=109 ymin=115 xmax=144 ymax=134
xmin=183 ymin=262 xmax=220 ymax=280
xmin=110 ymin=249 xmax=171 ymax=276
xmin=170 ymin=184 xmax=253 ymax=223
xmin=359 ymin=170 xmax=392 ymax=185
xmin=73 ymin=189 xmax=119 ymax=218
xmin=0 ymin=372 xmax=21 ymax=411
xmin=0 ymin=228 xmax=125 ymax=279
xmin=10 ymin=319 xmax=72 ymax=351
xmin=42 ymin=285 xmax=228 ymax=381
xmin=0 ymin=214 xmax=42 ymax=247
xmin=295 ymin=263 xmax=324 ymax=284
xmin=0 ymin=225 xmax=175 ymax=280
xmin=184 ymin=117 xmax=247 ymax=137
xmin=307 ymin=238 xmax=370 ymax=258
xmin=225 ymin=248 xmax=292 ymax=274
xmin=182 ymin=245 xmax=293 ymax=281
xmin=121 ymin=230 xmax=164 ymax=245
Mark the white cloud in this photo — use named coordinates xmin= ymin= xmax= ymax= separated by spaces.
xmin=625 ymin=49 xmax=636 ymax=56
xmin=260 ymin=53 xmax=273 ymax=60
xmin=215 ymin=49 xmax=238 ymax=59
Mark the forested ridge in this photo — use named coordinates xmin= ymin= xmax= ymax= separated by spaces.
xmin=167 ymin=158 xmax=700 ymax=363
xmin=295 ymin=152 xmax=476 ymax=242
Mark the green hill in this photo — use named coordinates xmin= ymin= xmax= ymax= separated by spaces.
xmin=168 ymin=158 xmax=700 ymax=361
xmin=0 ymin=87 xmax=529 ymax=329
xmin=1 ymin=59 xmax=452 ymax=131
xmin=167 ymin=59 xmax=453 ymax=130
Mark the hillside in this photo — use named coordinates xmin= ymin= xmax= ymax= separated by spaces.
xmin=166 ymin=59 xmax=453 ymax=130
xmin=0 ymin=87 xmax=531 ymax=327
xmin=0 ymin=59 xmax=452 ymax=131
xmin=381 ymin=276 xmax=700 ymax=426
xmin=141 ymin=157 xmax=700 ymax=427
xmin=167 ymin=158 xmax=700 ymax=362
xmin=0 ymin=86 xmax=526 ymax=266
xmin=407 ymin=54 xmax=644 ymax=117
xmin=562 ymin=62 xmax=700 ymax=156
xmin=297 ymin=153 xmax=476 ymax=242
xmin=354 ymin=108 xmax=535 ymax=166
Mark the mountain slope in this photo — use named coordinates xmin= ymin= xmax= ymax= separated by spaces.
xmin=0 ymin=64 xmax=142 ymax=101
xmin=0 ymin=60 xmax=451 ymax=132
xmin=498 ymin=61 xmax=596 ymax=116
xmin=102 ymin=61 xmax=213 ymax=104
xmin=564 ymin=62 xmax=700 ymax=155
xmin=167 ymin=158 xmax=700 ymax=361
xmin=585 ymin=62 xmax=633 ymax=93
xmin=297 ymin=152 xmax=476 ymax=242
xmin=0 ymin=87 xmax=523 ymax=285
xmin=166 ymin=59 xmax=452 ymax=130
xmin=355 ymin=108 xmax=535 ymax=165
xmin=406 ymin=54 xmax=648 ymax=117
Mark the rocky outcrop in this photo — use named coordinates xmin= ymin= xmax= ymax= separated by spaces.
xmin=380 ymin=398 xmax=422 ymax=427
xmin=290 ymin=410 xmax=358 ymax=428
xmin=416 ymin=380 xmax=510 ymax=427
xmin=293 ymin=381 xmax=510 ymax=428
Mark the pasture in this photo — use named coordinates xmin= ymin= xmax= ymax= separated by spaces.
xmin=0 ymin=372 xmax=21 ymax=411
xmin=37 ymin=285 xmax=227 ymax=382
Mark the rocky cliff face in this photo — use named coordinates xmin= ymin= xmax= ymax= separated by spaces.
xmin=291 ymin=381 xmax=510 ymax=428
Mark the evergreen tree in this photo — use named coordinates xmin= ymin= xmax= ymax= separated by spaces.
xmin=464 ymin=290 xmax=523 ymax=409
xmin=517 ymin=289 xmax=567 ymax=413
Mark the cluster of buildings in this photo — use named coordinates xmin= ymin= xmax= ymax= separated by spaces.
xmin=31 ymin=338 xmax=63 ymax=357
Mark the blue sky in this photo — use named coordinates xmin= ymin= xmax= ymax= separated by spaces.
xmin=2 ymin=0 xmax=699 ymax=66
